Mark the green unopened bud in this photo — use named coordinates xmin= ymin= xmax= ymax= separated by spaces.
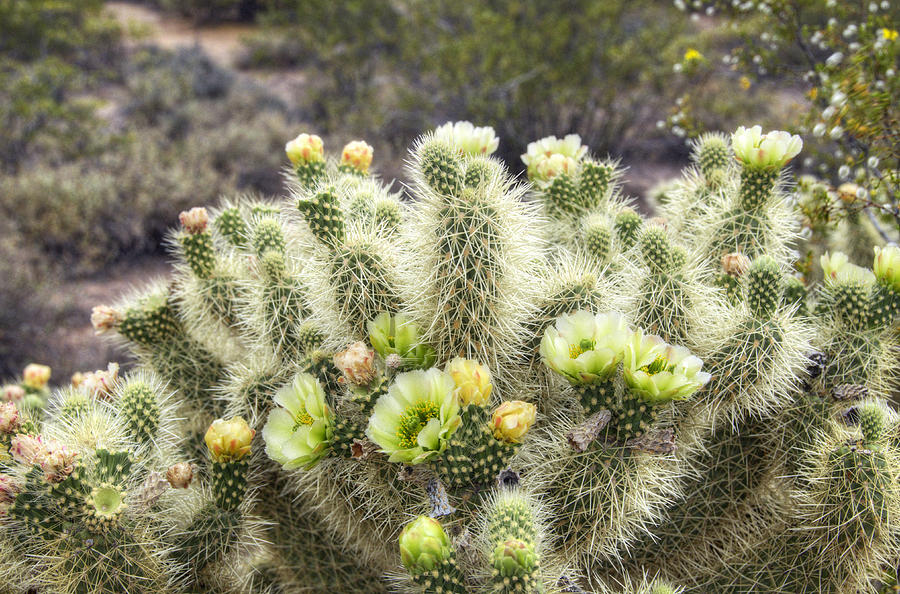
xmin=399 ymin=516 xmax=452 ymax=575
xmin=857 ymin=402 xmax=887 ymax=444
xmin=492 ymin=538 xmax=537 ymax=577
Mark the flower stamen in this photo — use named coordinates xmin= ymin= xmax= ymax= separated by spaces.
xmin=397 ymin=402 xmax=440 ymax=449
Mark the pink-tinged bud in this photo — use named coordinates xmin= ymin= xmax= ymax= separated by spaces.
xmin=80 ymin=363 xmax=120 ymax=399
xmin=0 ymin=402 xmax=20 ymax=434
xmin=22 ymin=364 xmax=51 ymax=390
xmin=166 ymin=462 xmax=194 ymax=489
xmin=721 ymin=252 xmax=751 ymax=277
xmin=491 ymin=401 xmax=537 ymax=443
xmin=0 ymin=474 xmax=18 ymax=515
xmin=40 ymin=441 xmax=78 ymax=483
xmin=333 ymin=341 xmax=377 ymax=386
xmin=179 ymin=207 xmax=209 ymax=234
xmin=2 ymin=384 xmax=25 ymax=403
xmin=385 ymin=353 xmax=403 ymax=370
xmin=205 ymin=417 xmax=255 ymax=462
xmin=91 ymin=305 xmax=123 ymax=335
xmin=285 ymin=133 xmax=325 ymax=165
xmin=10 ymin=434 xmax=47 ymax=466
xmin=341 ymin=140 xmax=374 ymax=174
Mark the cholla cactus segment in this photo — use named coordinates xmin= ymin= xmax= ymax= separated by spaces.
xmin=445 ymin=358 xmax=493 ymax=406
xmin=782 ymin=275 xmax=807 ymax=314
xmin=578 ymin=159 xmax=615 ymax=208
xmin=540 ymin=310 xmax=629 ymax=385
xmin=297 ymin=186 xmax=346 ymax=246
xmin=366 ymin=368 xmax=461 ymax=464
xmin=178 ymin=217 xmax=216 ymax=279
xmin=745 ymin=256 xmax=782 ymax=318
xmin=434 ymin=120 xmax=500 ymax=156
xmin=491 ymin=401 xmax=536 ymax=443
xmin=521 ymin=133 xmax=587 ymax=181
xmin=640 ymin=224 xmax=674 ymax=273
xmin=693 ymin=132 xmax=731 ymax=187
xmin=340 ymin=140 xmax=374 ymax=174
xmin=622 ymin=329 xmax=710 ymax=404
xmin=22 ymin=364 xmax=51 ymax=390
xmin=116 ymin=377 xmax=160 ymax=444
xmin=615 ymin=209 xmax=643 ymax=249
xmin=582 ymin=216 xmax=612 ymax=263
xmin=205 ymin=416 xmax=255 ymax=462
xmin=368 ymin=313 xmax=436 ymax=369
xmin=417 ymin=138 xmax=465 ymax=196
xmin=874 ymin=245 xmax=900 ymax=293
xmin=857 ymin=401 xmax=887 ymax=444
xmin=215 ymin=205 xmax=249 ymax=247
xmin=252 ymin=217 xmax=287 ymax=258
xmin=262 ymin=373 xmax=334 ymax=470
xmin=731 ymin=125 xmax=802 ymax=170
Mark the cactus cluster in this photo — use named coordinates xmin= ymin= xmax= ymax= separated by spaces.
xmin=4 ymin=123 xmax=900 ymax=592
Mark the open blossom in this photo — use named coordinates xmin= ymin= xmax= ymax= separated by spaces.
xmin=731 ymin=125 xmax=802 ymax=169
xmin=333 ymin=341 xmax=377 ymax=387
xmin=23 ymin=364 xmax=51 ymax=390
xmin=535 ymin=153 xmax=578 ymax=181
xmin=433 ymin=121 xmax=499 ymax=156
xmin=0 ymin=474 xmax=18 ymax=515
xmin=10 ymin=434 xmax=46 ymax=466
xmin=340 ymin=140 xmax=374 ymax=173
xmin=80 ymin=363 xmax=120 ymax=399
xmin=91 ymin=305 xmax=123 ymax=335
xmin=521 ymin=134 xmax=587 ymax=180
xmin=821 ymin=251 xmax=874 ymax=285
xmin=179 ymin=207 xmax=209 ymax=234
xmin=285 ymin=132 xmax=325 ymax=165
xmin=622 ymin=329 xmax=711 ymax=404
xmin=2 ymin=384 xmax=25 ymax=403
xmin=0 ymin=402 xmax=20 ymax=434
xmin=263 ymin=373 xmax=334 ymax=470
xmin=540 ymin=310 xmax=630 ymax=384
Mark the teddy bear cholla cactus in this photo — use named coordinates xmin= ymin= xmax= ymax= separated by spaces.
xmin=84 ymin=122 xmax=900 ymax=593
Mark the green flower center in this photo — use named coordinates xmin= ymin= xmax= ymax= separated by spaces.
xmin=293 ymin=408 xmax=314 ymax=429
xmin=397 ymin=401 xmax=440 ymax=449
xmin=640 ymin=355 xmax=675 ymax=375
xmin=569 ymin=338 xmax=596 ymax=359
xmin=91 ymin=486 xmax=124 ymax=517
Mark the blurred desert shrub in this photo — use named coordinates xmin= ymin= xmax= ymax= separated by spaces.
xmin=237 ymin=0 xmax=688 ymax=163
xmin=146 ymin=0 xmax=267 ymax=23
xmin=1 ymin=47 xmax=291 ymax=274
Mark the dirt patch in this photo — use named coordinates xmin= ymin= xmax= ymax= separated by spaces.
xmin=106 ymin=2 xmax=255 ymax=67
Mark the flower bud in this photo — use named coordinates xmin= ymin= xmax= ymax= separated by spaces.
xmin=399 ymin=516 xmax=452 ymax=575
xmin=491 ymin=401 xmax=537 ymax=443
xmin=837 ymin=183 xmax=859 ymax=204
xmin=341 ymin=140 xmax=374 ymax=174
xmin=445 ymin=358 xmax=493 ymax=406
xmin=333 ymin=341 xmax=377 ymax=387
xmin=80 ymin=363 xmax=120 ymax=399
xmin=22 ymin=364 xmax=51 ymax=390
xmin=71 ymin=372 xmax=85 ymax=388
xmin=874 ymin=245 xmax=900 ymax=292
xmin=721 ymin=252 xmax=751 ymax=277
xmin=179 ymin=207 xmax=209 ymax=234
xmin=0 ymin=402 xmax=20 ymax=434
xmin=491 ymin=538 xmax=537 ymax=577
xmin=166 ymin=462 xmax=194 ymax=489
xmin=385 ymin=353 xmax=403 ymax=370
xmin=91 ymin=305 xmax=123 ymax=335
xmin=0 ymin=474 xmax=18 ymax=515
xmin=205 ymin=416 xmax=255 ymax=462
xmin=2 ymin=384 xmax=24 ymax=403
xmin=285 ymin=133 xmax=325 ymax=165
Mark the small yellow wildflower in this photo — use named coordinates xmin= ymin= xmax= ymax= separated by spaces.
xmin=684 ymin=48 xmax=704 ymax=62
xmin=739 ymin=76 xmax=752 ymax=90
xmin=880 ymin=28 xmax=898 ymax=41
